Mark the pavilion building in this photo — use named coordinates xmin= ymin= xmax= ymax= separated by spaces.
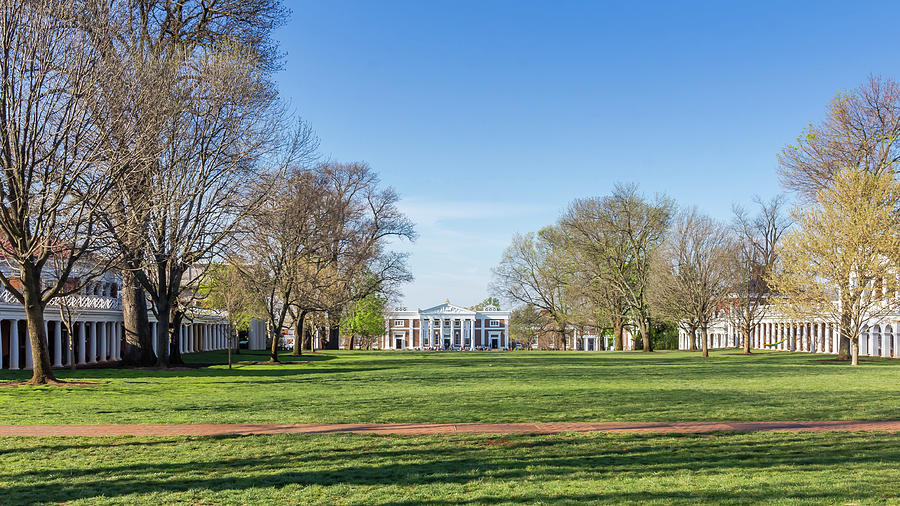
xmin=383 ymin=301 xmax=511 ymax=350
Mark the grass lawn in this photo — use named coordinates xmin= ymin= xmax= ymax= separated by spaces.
xmin=0 ymin=349 xmax=898 ymax=424
xmin=1 ymin=431 xmax=898 ymax=504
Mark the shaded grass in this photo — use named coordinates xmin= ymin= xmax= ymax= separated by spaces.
xmin=0 ymin=349 xmax=898 ymax=424
xmin=0 ymin=431 xmax=897 ymax=504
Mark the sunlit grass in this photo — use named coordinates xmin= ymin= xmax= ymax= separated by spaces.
xmin=1 ymin=349 xmax=897 ymax=424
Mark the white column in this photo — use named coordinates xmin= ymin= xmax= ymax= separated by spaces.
xmin=52 ymin=321 xmax=63 ymax=367
xmin=113 ymin=322 xmax=121 ymax=360
xmin=9 ymin=320 xmax=19 ymax=370
xmin=177 ymin=324 xmax=184 ymax=354
xmin=76 ymin=322 xmax=85 ymax=365
xmin=99 ymin=321 xmax=108 ymax=361
xmin=87 ymin=322 xmax=96 ymax=363
xmin=151 ymin=322 xmax=158 ymax=355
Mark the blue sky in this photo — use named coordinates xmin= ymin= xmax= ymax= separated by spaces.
xmin=274 ymin=1 xmax=900 ymax=309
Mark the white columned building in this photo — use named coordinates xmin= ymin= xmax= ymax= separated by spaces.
xmin=378 ymin=301 xmax=511 ymax=350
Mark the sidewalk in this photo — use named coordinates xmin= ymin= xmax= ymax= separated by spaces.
xmin=1 ymin=420 xmax=898 ymax=436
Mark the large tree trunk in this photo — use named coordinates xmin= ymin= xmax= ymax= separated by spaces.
xmin=121 ymin=269 xmax=155 ymax=365
xmin=154 ymin=297 xmax=172 ymax=368
xmin=640 ymin=318 xmax=652 ymax=352
xmin=688 ymin=325 xmax=697 ymax=351
xmin=23 ymin=267 xmax=55 ymax=384
xmin=292 ymin=311 xmax=306 ymax=356
xmin=701 ymin=325 xmax=709 ymax=358
xmin=168 ymin=309 xmax=184 ymax=366
xmin=742 ymin=322 xmax=752 ymax=354
xmin=850 ymin=337 xmax=859 ymax=366
xmin=613 ymin=322 xmax=624 ymax=351
xmin=837 ymin=312 xmax=852 ymax=360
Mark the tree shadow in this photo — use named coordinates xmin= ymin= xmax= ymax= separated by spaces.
xmin=1 ymin=432 xmax=896 ymax=504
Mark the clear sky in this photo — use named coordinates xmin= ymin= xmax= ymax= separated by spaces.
xmin=273 ymin=1 xmax=900 ymax=309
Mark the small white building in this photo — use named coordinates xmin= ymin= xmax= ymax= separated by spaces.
xmin=383 ymin=301 xmax=511 ymax=350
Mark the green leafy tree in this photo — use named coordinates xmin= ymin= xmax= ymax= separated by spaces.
xmin=470 ymin=297 xmax=501 ymax=310
xmin=198 ymin=263 xmax=265 ymax=355
xmin=340 ymin=294 xmax=387 ymax=350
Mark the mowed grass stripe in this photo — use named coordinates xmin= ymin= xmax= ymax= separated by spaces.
xmin=0 ymin=432 xmax=897 ymax=504
xmin=0 ymin=350 xmax=897 ymax=424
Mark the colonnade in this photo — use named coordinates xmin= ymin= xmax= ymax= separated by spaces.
xmin=0 ymin=319 xmax=231 ymax=370
xmin=173 ymin=322 xmax=231 ymax=354
xmin=678 ymin=320 xmax=899 ymax=358
xmin=0 ymin=319 xmax=123 ymax=370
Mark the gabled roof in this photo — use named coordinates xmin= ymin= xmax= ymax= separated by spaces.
xmin=419 ymin=302 xmax=477 ymax=316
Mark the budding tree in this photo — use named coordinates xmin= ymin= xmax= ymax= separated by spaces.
xmin=768 ymin=168 xmax=900 ymax=366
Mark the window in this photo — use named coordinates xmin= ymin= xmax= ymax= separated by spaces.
xmin=394 ymin=320 xmax=405 ymax=327
xmin=489 ymin=320 xmax=500 ymax=327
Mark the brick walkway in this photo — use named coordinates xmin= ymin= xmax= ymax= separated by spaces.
xmin=0 ymin=420 xmax=898 ymax=437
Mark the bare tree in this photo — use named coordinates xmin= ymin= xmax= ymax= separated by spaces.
xmin=780 ymin=76 xmax=900 ymax=198
xmin=570 ymin=184 xmax=673 ymax=352
xmin=727 ymin=195 xmax=791 ymax=354
xmin=492 ymin=227 xmax=574 ymax=350
xmin=240 ymin=165 xmax=329 ymax=363
xmin=651 ymin=209 xmax=738 ymax=358
xmin=291 ymin=162 xmax=415 ymax=354
xmin=0 ymin=1 xmax=127 ymax=384
xmin=84 ymin=0 xmax=291 ymax=366
xmin=560 ymin=197 xmax=634 ymax=350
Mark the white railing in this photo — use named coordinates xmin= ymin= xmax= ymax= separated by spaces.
xmin=0 ymin=290 xmax=122 ymax=310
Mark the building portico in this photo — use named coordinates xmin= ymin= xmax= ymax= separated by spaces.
xmin=382 ymin=301 xmax=511 ymax=350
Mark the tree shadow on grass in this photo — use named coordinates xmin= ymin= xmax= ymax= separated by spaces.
xmin=1 ymin=432 xmax=897 ymax=504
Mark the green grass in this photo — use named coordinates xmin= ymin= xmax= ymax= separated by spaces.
xmin=1 ymin=431 xmax=898 ymax=504
xmin=0 ymin=349 xmax=898 ymax=424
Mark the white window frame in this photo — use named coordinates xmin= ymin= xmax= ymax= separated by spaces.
xmin=489 ymin=320 xmax=500 ymax=327
xmin=393 ymin=319 xmax=405 ymax=327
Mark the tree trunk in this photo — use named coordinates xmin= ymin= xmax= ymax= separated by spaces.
xmin=292 ymin=311 xmax=306 ymax=356
xmin=268 ymin=320 xmax=280 ymax=362
xmin=688 ymin=325 xmax=697 ymax=351
xmin=701 ymin=325 xmax=709 ymax=358
xmin=121 ymin=269 xmax=155 ymax=365
xmin=742 ymin=323 xmax=752 ymax=354
xmin=168 ymin=309 xmax=184 ymax=366
xmin=850 ymin=338 xmax=859 ymax=366
xmin=153 ymin=297 xmax=172 ymax=368
xmin=835 ymin=311 xmax=851 ymax=360
xmin=640 ymin=318 xmax=652 ymax=352
xmin=613 ymin=322 xmax=624 ymax=351
xmin=23 ymin=267 xmax=55 ymax=384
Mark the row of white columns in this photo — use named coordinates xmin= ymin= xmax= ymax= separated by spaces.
xmin=176 ymin=322 xmax=230 ymax=354
xmin=389 ymin=318 xmax=506 ymax=350
xmin=678 ymin=321 xmax=899 ymax=358
xmin=2 ymin=319 xmax=231 ymax=369
xmin=2 ymin=319 xmax=122 ymax=370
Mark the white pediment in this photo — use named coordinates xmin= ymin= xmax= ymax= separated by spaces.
xmin=419 ymin=302 xmax=476 ymax=316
